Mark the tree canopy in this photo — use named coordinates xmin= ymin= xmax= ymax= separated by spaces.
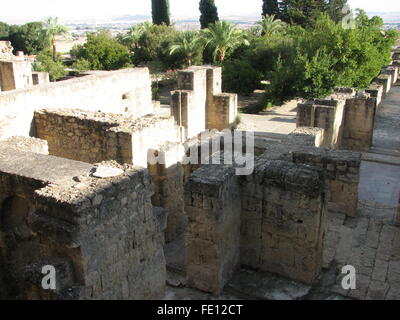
xmin=71 ymin=31 xmax=131 ymax=71
xmin=199 ymin=0 xmax=219 ymax=29
xmin=151 ymin=0 xmax=171 ymax=26
xmin=6 ymin=22 xmax=50 ymax=55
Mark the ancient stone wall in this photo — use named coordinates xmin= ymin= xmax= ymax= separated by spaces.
xmin=34 ymin=109 xmax=179 ymax=167
xmin=148 ymin=142 xmax=186 ymax=243
xmin=240 ymin=159 xmax=326 ymax=284
xmin=297 ymin=99 xmax=345 ymax=149
xmin=0 ymin=68 xmax=153 ymax=140
xmin=172 ymin=66 xmax=238 ymax=138
xmin=32 ymin=72 xmax=50 ymax=86
xmin=285 ymin=127 xmax=325 ymax=148
xmin=374 ymin=74 xmax=392 ymax=96
xmin=0 ymin=136 xmax=48 ymax=155
xmin=172 ymin=67 xmax=207 ymax=139
xmin=341 ymin=95 xmax=376 ymax=152
xmin=185 ymin=164 xmax=241 ymax=294
xmin=0 ymin=59 xmax=33 ymax=91
xmin=366 ymin=83 xmax=384 ymax=107
xmin=208 ymin=93 xmax=238 ymax=131
xmin=290 ymin=148 xmax=361 ymax=217
xmin=0 ymin=148 xmax=166 ymax=299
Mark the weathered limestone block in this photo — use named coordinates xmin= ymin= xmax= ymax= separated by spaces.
xmin=291 ymin=148 xmax=361 ymax=217
xmin=185 ymin=164 xmax=241 ymax=295
xmin=34 ymin=109 xmax=179 ymax=167
xmin=0 ymin=68 xmax=153 ymax=140
xmin=241 ymin=159 xmax=327 ymax=284
xmin=0 ymin=59 xmax=33 ymax=91
xmin=173 ymin=67 xmax=207 ymax=139
xmin=0 ymin=41 xmax=14 ymax=59
xmin=285 ymin=127 xmax=325 ymax=147
xmin=148 ymin=142 xmax=186 ymax=243
xmin=297 ymin=99 xmax=345 ymax=149
xmin=374 ymin=74 xmax=392 ymax=95
xmin=341 ymin=95 xmax=376 ymax=152
xmin=381 ymin=66 xmax=399 ymax=85
xmin=0 ymin=136 xmax=48 ymax=154
xmin=32 ymin=72 xmax=50 ymax=85
xmin=366 ymin=83 xmax=384 ymax=107
xmin=0 ymin=148 xmax=166 ymax=300
xmin=208 ymin=93 xmax=238 ymax=131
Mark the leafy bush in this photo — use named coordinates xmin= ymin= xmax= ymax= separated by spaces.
xmin=222 ymin=59 xmax=263 ymax=96
xmin=32 ymin=49 xmax=66 ymax=81
xmin=71 ymin=58 xmax=90 ymax=73
xmin=7 ymin=22 xmax=50 ymax=55
xmin=0 ymin=21 xmax=10 ymax=39
xmin=131 ymin=24 xmax=191 ymax=70
xmin=258 ymin=12 xmax=397 ymax=104
xmin=71 ymin=31 xmax=131 ymax=71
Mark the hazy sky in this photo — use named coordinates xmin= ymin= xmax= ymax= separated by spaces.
xmin=1 ymin=0 xmax=399 ymax=23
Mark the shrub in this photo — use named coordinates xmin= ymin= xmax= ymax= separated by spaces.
xmin=71 ymin=31 xmax=131 ymax=71
xmin=32 ymin=49 xmax=66 ymax=81
xmin=7 ymin=22 xmax=50 ymax=55
xmin=71 ymin=58 xmax=90 ymax=73
xmin=222 ymin=59 xmax=263 ymax=96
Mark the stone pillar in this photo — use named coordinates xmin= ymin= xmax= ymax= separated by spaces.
xmin=297 ymin=100 xmax=345 ymax=149
xmin=0 ymin=59 xmax=33 ymax=91
xmin=382 ymin=66 xmax=399 ymax=85
xmin=32 ymin=72 xmax=50 ymax=85
xmin=185 ymin=164 xmax=241 ymax=295
xmin=285 ymin=127 xmax=325 ymax=147
xmin=171 ymin=67 xmax=207 ymax=139
xmin=241 ymin=160 xmax=326 ymax=284
xmin=148 ymin=142 xmax=186 ymax=243
xmin=374 ymin=74 xmax=392 ymax=96
xmin=208 ymin=93 xmax=238 ymax=131
xmin=341 ymin=95 xmax=376 ymax=152
xmin=366 ymin=83 xmax=384 ymax=107
xmin=292 ymin=149 xmax=362 ymax=217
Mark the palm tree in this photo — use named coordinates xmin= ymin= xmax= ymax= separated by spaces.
xmin=201 ymin=21 xmax=249 ymax=63
xmin=43 ymin=17 xmax=68 ymax=60
xmin=121 ymin=22 xmax=152 ymax=51
xmin=169 ymin=31 xmax=202 ymax=66
xmin=256 ymin=14 xmax=286 ymax=37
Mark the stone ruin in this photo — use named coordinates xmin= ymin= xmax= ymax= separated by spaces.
xmin=0 ymin=41 xmax=49 ymax=92
xmin=0 ymin=47 xmax=399 ymax=299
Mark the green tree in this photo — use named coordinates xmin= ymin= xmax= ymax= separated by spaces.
xmin=132 ymin=24 xmax=189 ymax=70
xmin=7 ymin=22 xmax=50 ymax=55
xmin=256 ymin=15 xmax=286 ymax=37
xmin=278 ymin=0 xmax=349 ymax=27
xmin=0 ymin=22 xmax=10 ymax=39
xmin=169 ymin=31 xmax=203 ymax=66
xmin=152 ymin=0 xmax=171 ymax=26
xmin=222 ymin=59 xmax=263 ymax=95
xmin=32 ymin=49 xmax=66 ymax=81
xmin=202 ymin=21 xmax=249 ymax=63
xmin=327 ymin=0 xmax=349 ymax=23
xmin=199 ymin=0 xmax=219 ymax=29
xmin=71 ymin=58 xmax=90 ymax=74
xmin=71 ymin=31 xmax=131 ymax=70
xmin=43 ymin=17 xmax=68 ymax=60
xmin=263 ymin=12 xmax=397 ymax=104
xmin=118 ymin=22 xmax=152 ymax=51
xmin=262 ymin=0 xmax=279 ymax=16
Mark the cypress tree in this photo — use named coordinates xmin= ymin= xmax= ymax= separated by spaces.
xmin=199 ymin=0 xmax=219 ymax=29
xmin=152 ymin=0 xmax=171 ymax=26
xmin=262 ymin=0 xmax=280 ymax=17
